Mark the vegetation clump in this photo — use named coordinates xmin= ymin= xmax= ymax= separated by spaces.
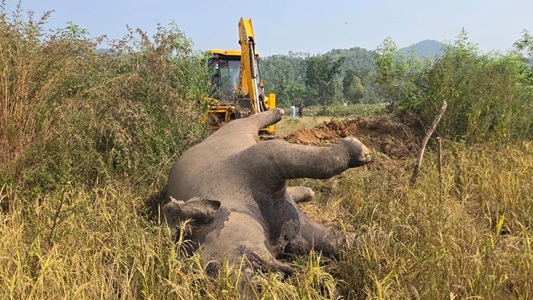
xmin=374 ymin=31 xmax=533 ymax=143
xmin=0 ymin=2 xmax=209 ymax=193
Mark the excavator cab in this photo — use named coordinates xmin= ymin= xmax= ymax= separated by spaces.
xmin=209 ymin=51 xmax=241 ymax=104
xmin=204 ymin=18 xmax=276 ymax=136
xmin=205 ymin=50 xmax=242 ymax=128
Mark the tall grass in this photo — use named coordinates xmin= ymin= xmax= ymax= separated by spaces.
xmin=0 ymin=180 xmax=343 ymax=299
xmin=2 ymin=3 xmax=532 ymax=299
xmin=0 ymin=2 xmax=209 ymax=195
xmin=2 ymin=140 xmax=530 ymax=299
xmin=332 ymin=141 xmax=533 ymax=299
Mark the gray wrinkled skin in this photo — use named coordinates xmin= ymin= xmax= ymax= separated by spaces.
xmin=164 ymin=108 xmax=371 ymax=276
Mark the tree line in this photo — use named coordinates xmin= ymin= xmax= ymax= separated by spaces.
xmin=260 ymin=30 xmax=533 ymax=142
xmin=260 ymin=48 xmax=377 ymax=107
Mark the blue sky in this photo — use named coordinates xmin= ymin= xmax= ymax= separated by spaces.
xmin=10 ymin=0 xmax=533 ymax=56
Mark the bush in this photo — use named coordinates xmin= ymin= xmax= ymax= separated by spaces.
xmin=420 ymin=47 xmax=529 ymax=143
xmin=0 ymin=5 xmax=210 ymax=195
xmin=374 ymin=31 xmax=533 ymax=143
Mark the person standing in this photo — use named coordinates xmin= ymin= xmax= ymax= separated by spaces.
xmin=290 ymin=104 xmax=296 ymax=118
xmin=298 ymin=101 xmax=305 ymax=118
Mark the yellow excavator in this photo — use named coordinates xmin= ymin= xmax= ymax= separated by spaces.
xmin=205 ymin=18 xmax=276 ymax=135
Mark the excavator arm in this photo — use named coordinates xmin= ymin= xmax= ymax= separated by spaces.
xmin=235 ymin=18 xmax=268 ymax=118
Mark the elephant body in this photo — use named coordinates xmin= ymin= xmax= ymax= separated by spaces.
xmin=163 ymin=109 xmax=371 ymax=276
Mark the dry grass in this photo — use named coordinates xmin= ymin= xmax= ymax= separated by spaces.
xmin=2 ymin=3 xmax=533 ymax=299
xmin=0 ymin=182 xmax=342 ymax=299
xmin=329 ymin=141 xmax=533 ymax=299
xmin=2 ymin=138 xmax=531 ymax=299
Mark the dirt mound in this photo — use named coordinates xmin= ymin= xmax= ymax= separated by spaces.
xmin=284 ymin=116 xmax=420 ymax=160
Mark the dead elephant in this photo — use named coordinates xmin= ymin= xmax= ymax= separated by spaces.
xmin=163 ymin=108 xmax=371 ymax=276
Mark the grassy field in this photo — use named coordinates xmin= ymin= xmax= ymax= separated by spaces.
xmin=274 ymin=116 xmax=334 ymax=137
xmin=2 ymin=7 xmax=533 ymax=299
xmin=2 ymin=121 xmax=532 ymax=299
xmin=274 ymin=104 xmax=387 ymax=137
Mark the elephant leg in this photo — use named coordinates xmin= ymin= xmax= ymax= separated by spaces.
xmin=286 ymin=186 xmax=314 ymax=203
xmin=204 ymin=248 xmax=294 ymax=278
xmin=243 ymin=251 xmax=294 ymax=277
xmin=297 ymin=211 xmax=343 ymax=257
xmin=214 ymin=108 xmax=284 ymax=139
xmin=246 ymin=137 xmax=371 ymax=182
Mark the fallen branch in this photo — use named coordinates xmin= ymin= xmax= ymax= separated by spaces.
xmin=410 ymin=101 xmax=447 ymax=188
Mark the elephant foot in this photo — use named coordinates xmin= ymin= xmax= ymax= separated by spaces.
xmin=287 ymin=186 xmax=315 ymax=203
xmin=340 ymin=137 xmax=372 ymax=167
xmin=244 ymin=251 xmax=295 ymax=278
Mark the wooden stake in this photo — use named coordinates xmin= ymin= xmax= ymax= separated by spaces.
xmin=410 ymin=101 xmax=447 ymax=188
xmin=437 ymin=137 xmax=443 ymax=202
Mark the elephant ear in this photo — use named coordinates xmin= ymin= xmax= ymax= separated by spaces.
xmin=163 ymin=196 xmax=221 ymax=227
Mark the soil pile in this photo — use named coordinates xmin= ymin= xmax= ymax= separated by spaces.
xmin=284 ymin=116 xmax=420 ymax=160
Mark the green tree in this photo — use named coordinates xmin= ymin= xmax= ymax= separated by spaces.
xmin=416 ymin=29 xmax=530 ymax=142
xmin=511 ymin=30 xmax=533 ymax=140
xmin=260 ymin=52 xmax=308 ymax=106
xmin=374 ymin=36 xmax=425 ymax=112
xmin=276 ymin=80 xmax=308 ymax=107
xmin=375 ymin=37 xmax=413 ymax=102
xmin=373 ymin=30 xmax=532 ymax=143
xmin=261 ymin=48 xmax=379 ymax=105
xmin=305 ymin=56 xmax=345 ymax=106
xmin=326 ymin=47 xmax=378 ymax=103
xmin=514 ymin=29 xmax=533 ymax=59
xmin=342 ymin=69 xmax=365 ymax=104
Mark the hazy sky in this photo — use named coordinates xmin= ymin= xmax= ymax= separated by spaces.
xmin=11 ymin=0 xmax=533 ymax=56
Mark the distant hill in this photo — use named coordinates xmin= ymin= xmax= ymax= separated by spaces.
xmin=400 ymin=39 xmax=445 ymax=59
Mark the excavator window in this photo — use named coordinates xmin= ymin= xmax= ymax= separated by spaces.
xmin=209 ymin=56 xmax=240 ymax=103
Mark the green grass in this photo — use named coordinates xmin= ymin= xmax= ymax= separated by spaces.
xmin=274 ymin=104 xmax=387 ymax=137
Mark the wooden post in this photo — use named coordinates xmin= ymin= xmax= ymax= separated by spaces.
xmin=410 ymin=101 xmax=447 ymax=188
xmin=437 ymin=137 xmax=443 ymax=202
